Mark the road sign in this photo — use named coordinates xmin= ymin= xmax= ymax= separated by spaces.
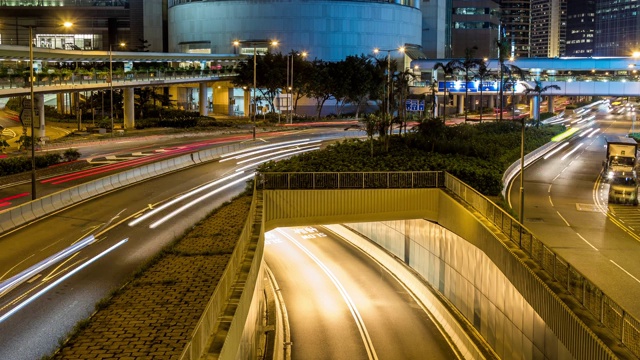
xmin=19 ymin=109 xmax=40 ymax=128
xmin=405 ymin=99 xmax=425 ymax=112
xmin=21 ymin=96 xmax=40 ymax=109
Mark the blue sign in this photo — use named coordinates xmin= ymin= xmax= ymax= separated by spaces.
xmin=405 ymin=99 xmax=425 ymax=112
xmin=438 ymin=81 xmax=500 ymax=93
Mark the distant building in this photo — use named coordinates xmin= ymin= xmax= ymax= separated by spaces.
xmin=495 ymin=0 xmax=531 ymax=58
xmin=530 ymin=0 xmax=566 ymax=57
xmin=423 ymin=0 xmax=453 ymax=58
xmin=451 ymin=0 xmax=500 ymax=58
xmin=565 ymin=0 xmax=595 ymax=56
xmin=0 ymin=1 xmax=160 ymax=51
xmin=595 ymin=0 xmax=640 ymax=56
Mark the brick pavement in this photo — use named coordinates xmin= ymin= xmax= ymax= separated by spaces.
xmin=51 ymin=196 xmax=253 ymax=360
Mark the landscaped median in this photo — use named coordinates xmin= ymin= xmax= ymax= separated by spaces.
xmin=47 ymin=195 xmax=253 ymax=359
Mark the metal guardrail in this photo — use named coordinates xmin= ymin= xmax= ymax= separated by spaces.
xmin=444 ymin=173 xmax=640 ymax=358
xmin=256 ymin=171 xmax=444 ymax=190
xmin=0 ymin=71 xmax=237 ymax=90
xmin=256 ymin=170 xmax=640 ymax=357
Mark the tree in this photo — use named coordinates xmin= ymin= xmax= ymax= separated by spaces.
xmin=303 ymin=60 xmax=333 ymax=120
xmin=360 ymin=113 xmax=380 ymax=157
xmin=453 ymin=46 xmax=482 ymax=122
xmin=523 ymin=79 xmax=561 ymax=127
xmin=232 ymin=51 xmax=287 ymax=114
xmin=342 ymin=55 xmax=379 ymax=120
xmin=433 ymin=60 xmax=463 ymax=122
xmin=394 ymin=68 xmax=417 ymax=134
xmin=502 ymin=64 xmax=525 ymax=120
xmin=134 ymin=87 xmax=173 ymax=118
xmin=496 ymin=38 xmax=511 ymax=121
xmin=475 ymin=61 xmax=494 ymax=123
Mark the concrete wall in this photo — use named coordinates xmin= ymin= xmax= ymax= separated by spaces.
xmin=345 ymin=219 xmax=573 ymax=360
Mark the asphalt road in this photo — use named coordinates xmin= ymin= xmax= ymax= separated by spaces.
xmin=265 ymin=227 xmax=458 ymax=360
xmin=508 ymin=102 xmax=640 ymax=318
xmin=0 ymin=130 xmax=350 ymax=359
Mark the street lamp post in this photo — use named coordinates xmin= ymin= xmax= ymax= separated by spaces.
xmin=109 ymin=44 xmax=114 ymax=136
xmin=28 ymin=26 xmax=36 ymax=200
xmin=233 ymin=39 xmax=278 ymax=140
xmin=288 ymin=51 xmax=307 ymax=124
xmin=374 ymin=47 xmax=405 ymax=120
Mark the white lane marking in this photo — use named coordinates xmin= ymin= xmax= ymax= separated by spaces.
xmin=0 ymin=238 xmax=128 ymax=324
xmin=548 ymin=184 xmax=552 ymax=193
xmin=549 ymin=196 xmax=554 ymax=207
xmin=556 ymin=211 xmax=570 ymax=226
xmin=0 ymin=254 xmax=34 ymax=281
xmin=576 ymin=233 xmax=599 ymax=251
xmin=610 ymin=260 xmax=640 ymax=284
xmin=561 ymin=143 xmax=584 ymax=160
xmin=26 ymin=274 xmax=41 ymax=284
xmin=276 ymin=229 xmax=379 ymax=360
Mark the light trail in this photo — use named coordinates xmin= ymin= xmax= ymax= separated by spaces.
xmin=235 ymin=147 xmax=320 ymax=172
xmin=579 ymin=128 xmax=595 ymax=137
xmin=587 ymin=129 xmax=600 ymax=138
xmin=236 ymin=144 xmax=320 ymax=164
xmin=219 ymin=138 xmax=312 ymax=161
xmin=543 ymin=142 xmax=570 ymax=160
xmin=128 ymin=171 xmax=245 ymax=227
xmin=149 ymin=173 xmax=255 ymax=229
xmin=0 ymin=235 xmax=95 ymax=297
xmin=560 ymin=143 xmax=584 ymax=161
xmin=0 ymin=238 xmax=128 ymax=324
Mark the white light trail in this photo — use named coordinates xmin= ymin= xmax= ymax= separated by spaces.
xmin=0 ymin=235 xmax=95 ymax=297
xmin=220 ymin=139 xmax=312 ymax=161
xmin=235 ymin=147 xmax=320 ymax=173
xmin=236 ymin=144 xmax=321 ymax=164
xmin=221 ymin=140 xmax=321 ymax=162
xmin=543 ymin=142 xmax=570 ymax=159
xmin=579 ymin=128 xmax=595 ymax=137
xmin=588 ymin=129 xmax=601 ymax=138
xmin=128 ymin=172 xmax=246 ymax=226
xmin=561 ymin=143 xmax=584 ymax=160
xmin=0 ymin=238 xmax=128 ymax=324
xmin=149 ymin=173 xmax=255 ymax=229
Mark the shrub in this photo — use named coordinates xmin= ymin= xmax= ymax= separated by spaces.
xmin=63 ymin=148 xmax=81 ymax=162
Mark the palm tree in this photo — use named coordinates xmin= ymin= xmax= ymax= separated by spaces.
xmin=394 ymin=68 xmax=417 ymax=134
xmin=502 ymin=64 xmax=525 ymax=120
xmin=523 ymin=79 xmax=561 ymax=127
xmin=433 ymin=60 xmax=462 ymax=122
xmin=452 ymin=47 xmax=482 ymax=122
xmin=496 ymin=38 xmax=510 ymax=121
xmin=475 ymin=61 xmax=494 ymax=123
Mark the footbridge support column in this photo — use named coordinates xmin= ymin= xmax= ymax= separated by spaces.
xmin=123 ymin=87 xmax=135 ymax=129
xmin=547 ymin=95 xmax=554 ymax=113
xmin=199 ymin=83 xmax=208 ymax=117
xmin=35 ymin=93 xmax=45 ymax=139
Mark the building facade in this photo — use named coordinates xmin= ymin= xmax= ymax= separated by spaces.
xmin=530 ymin=0 xmax=566 ymax=57
xmin=451 ymin=0 xmax=500 ymax=58
xmin=496 ymin=0 xmax=531 ymax=58
xmin=565 ymin=0 xmax=594 ymax=56
xmin=0 ymin=0 xmax=165 ymax=52
xmin=168 ymin=0 xmax=422 ymax=62
xmin=423 ymin=0 xmax=453 ymax=58
xmin=595 ymin=0 xmax=640 ymax=56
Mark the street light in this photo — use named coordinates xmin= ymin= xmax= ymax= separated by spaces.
xmin=108 ymin=42 xmax=125 ymax=136
xmin=374 ymin=46 xmax=405 ymax=119
xmin=288 ymin=51 xmax=307 ymax=124
xmin=233 ymin=39 xmax=278 ymax=140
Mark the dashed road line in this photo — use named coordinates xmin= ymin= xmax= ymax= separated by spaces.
xmin=576 ymin=233 xmax=599 ymax=251
xmin=610 ymin=260 xmax=640 ymax=284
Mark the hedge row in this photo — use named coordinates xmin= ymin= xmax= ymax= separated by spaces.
xmin=0 ymin=149 xmax=81 ymax=177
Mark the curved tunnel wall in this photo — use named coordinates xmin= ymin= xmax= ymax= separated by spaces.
xmin=168 ymin=1 xmax=422 ymax=62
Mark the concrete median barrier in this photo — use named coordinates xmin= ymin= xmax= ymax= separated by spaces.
xmin=0 ymin=142 xmax=262 ymax=234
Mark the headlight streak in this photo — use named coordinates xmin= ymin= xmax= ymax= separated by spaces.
xmin=219 ymin=139 xmax=312 ymax=161
xmin=149 ymin=174 xmax=255 ymax=229
xmin=543 ymin=142 xmax=570 ymax=159
xmin=579 ymin=128 xmax=595 ymax=137
xmin=236 ymin=144 xmax=321 ymax=165
xmin=128 ymin=172 xmax=245 ymax=227
xmin=0 ymin=235 xmax=95 ymax=297
xmin=576 ymin=115 xmax=595 ymax=124
xmin=0 ymin=238 xmax=128 ymax=324
xmin=561 ymin=143 xmax=584 ymax=161
xmin=588 ymin=129 xmax=600 ymax=138
xmin=235 ymin=147 xmax=320 ymax=173
xmin=229 ymin=140 xmax=322 ymax=163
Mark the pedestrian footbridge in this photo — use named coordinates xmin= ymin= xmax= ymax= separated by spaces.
xmin=179 ymin=172 xmax=639 ymax=360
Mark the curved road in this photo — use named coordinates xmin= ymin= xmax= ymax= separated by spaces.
xmin=509 ymin=102 xmax=640 ymax=317
xmin=265 ymin=227 xmax=458 ymax=360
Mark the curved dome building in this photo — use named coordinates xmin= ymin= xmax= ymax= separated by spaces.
xmin=168 ymin=0 xmax=422 ymax=61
